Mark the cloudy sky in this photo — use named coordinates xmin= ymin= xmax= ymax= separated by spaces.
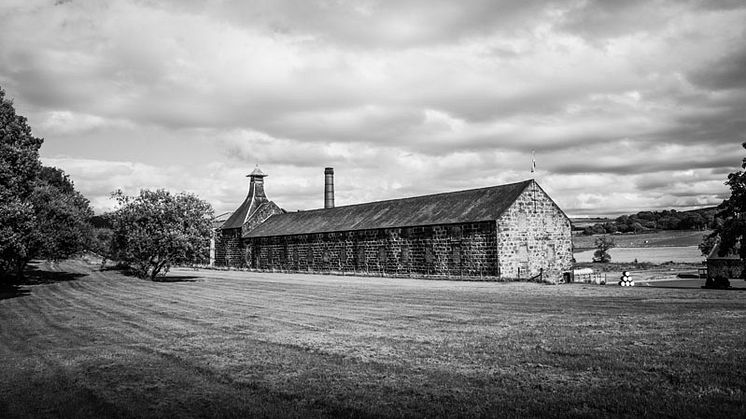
xmin=1 ymin=0 xmax=744 ymax=217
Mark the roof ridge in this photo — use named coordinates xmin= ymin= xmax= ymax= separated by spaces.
xmin=292 ymin=179 xmax=533 ymax=214
xmin=246 ymin=179 xmax=537 ymax=237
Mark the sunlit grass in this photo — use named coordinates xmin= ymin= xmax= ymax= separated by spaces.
xmin=0 ymin=260 xmax=744 ymax=417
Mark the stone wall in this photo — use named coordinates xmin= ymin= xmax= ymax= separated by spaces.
xmin=214 ymin=228 xmax=245 ymax=267
xmin=496 ymin=183 xmax=573 ymax=282
xmin=215 ymin=201 xmax=283 ymax=268
xmin=220 ymin=180 xmax=572 ymax=281
xmin=247 ymin=221 xmax=498 ymax=278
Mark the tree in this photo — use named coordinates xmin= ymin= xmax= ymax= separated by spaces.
xmin=25 ymin=167 xmax=94 ymax=262
xmin=0 ymin=88 xmax=94 ymax=281
xmin=109 ymin=189 xmax=213 ymax=280
xmin=704 ymin=142 xmax=746 ymax=263
xmin=631 ymin=222 xmax=645 ymax=234
xmin=0 ymin=87 xmax=43 ymax=280
xmin=604 ymin=222 xmax=618 ymax=234
xmin=593 ymin=236 xmax=616 ymax=263
xmin=658 ymin=216 xmax=680 ymax=230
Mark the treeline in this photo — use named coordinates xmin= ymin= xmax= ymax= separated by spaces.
xmin=581 ymin=207 xmax=719 ymax=236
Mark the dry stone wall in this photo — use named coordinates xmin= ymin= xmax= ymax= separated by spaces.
xmin=496 ymin=183 xmax=572 ymax=282
xmin=247 ymin=221 xmax=498 ymax=278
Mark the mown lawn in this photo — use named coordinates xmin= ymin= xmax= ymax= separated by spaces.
xmin=1 ymin=259 xmax=744 ymax=418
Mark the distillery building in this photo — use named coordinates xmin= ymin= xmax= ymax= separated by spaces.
xmin=215 ymin=167 xmax=572 ymax=281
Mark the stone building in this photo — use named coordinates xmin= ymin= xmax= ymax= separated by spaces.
xmin=214 ymin=167 xmax=284 ymax=267
xmin=215 ymin=168 xmax=572 ymax=282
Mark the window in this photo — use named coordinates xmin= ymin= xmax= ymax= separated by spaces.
xmin=357 ymin=245 xmax=366 ymax=270
xmin=401 ymin=245 xmax=411 ymax=265
xmin=451 ymin=243 xmax=461 ymax=264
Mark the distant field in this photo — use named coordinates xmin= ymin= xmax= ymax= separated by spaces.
xmin=573 ymin=229 xmax=711 ymax=250
xmin=1 ymin=259 xmax=744 ymax=417
xmin=570 ymin=217 xmax=610 ymax=229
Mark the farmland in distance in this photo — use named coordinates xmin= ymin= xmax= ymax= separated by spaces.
xmin=1 ymin=259 xmax=744 ymax=417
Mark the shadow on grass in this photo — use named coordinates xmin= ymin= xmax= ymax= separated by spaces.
xmin=17 ymin=264 xmax=87 ymax=286
xmin=0 ymin=284 xmax=30 ymax=300
xmin=0 ymin=264 xmax=87 ymax=300
xmin=639 ymin=283 xmax=746 ymax=290
xmin=100 ymin=266 xmax=200 ymax=282
xmin=153 ymin=276 xmax=201 ymax=283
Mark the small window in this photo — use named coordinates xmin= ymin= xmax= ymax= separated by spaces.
xmin=401 ymin=245 xmax=411 ymax=265
xmin=425 ymin=245 xmax=434 ymax=264
xmin=451 ymin=243 xmax=461 ymax=264
xmin=450 ymin=226 xmax=463 ymax=238
xmin=379 ymin=246 xmax=387 ymax=263
xmin=357 ymin=246 xmax=366 ymax=269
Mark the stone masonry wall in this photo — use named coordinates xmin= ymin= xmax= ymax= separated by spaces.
xmin=246 ymin=221 xmax=498 ymax=278
xmin=496 ymin=183 xmax=573 ymax=282
xmin=215 ymin=201 xmax=283 ymax=268
xmin=214 ymin=228 xmax=245 ymax=267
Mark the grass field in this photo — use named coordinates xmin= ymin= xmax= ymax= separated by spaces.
xmin=573 ymin=230 xmax=710 ymax=251
xmin=1 ymin=259 xmax=745 ymax=418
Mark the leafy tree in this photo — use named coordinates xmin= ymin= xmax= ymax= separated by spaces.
xmin=637 ymin=211 xmax=655 ymax=221
xmin=87 ymin=214 xmax=114 ymax=266
xmin=600 ymin=222 xmax=616 ymax=234
xmin=631 ymin=222 xmax=645 ymax=234
xmin=593 ymin=236 xmax=616 ymax=263
xmin=26 ymin=167 xmax=94 ymax=262
xmin=90 ymin=227 xmax=114 ymax=267
xmin=0 ymin=88 xmax=94 ymax=281
xmin=109 ymin=189 xmax=213 ymax=280
xmin=704 ymin=142 xmax=746 ymax=263
xmin=658 ymin=216 xmax=680 ymax=230
xmin=0 ymin=87 xmax=43 ymax=279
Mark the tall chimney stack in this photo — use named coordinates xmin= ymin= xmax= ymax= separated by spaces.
xmin=324 ymin=167 xmax=334 ymax=209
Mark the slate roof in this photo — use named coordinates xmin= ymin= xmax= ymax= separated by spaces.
xmin=220 ymin=183 xmax=272 ymax=230
xmin=221 ymin=195 xmax=262 ymax=230
xmin=245 ymin=179 xmax=533 ymax=238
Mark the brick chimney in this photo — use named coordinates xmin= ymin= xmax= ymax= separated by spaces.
xmin=324 ymin=167 xmax=334 ymax=209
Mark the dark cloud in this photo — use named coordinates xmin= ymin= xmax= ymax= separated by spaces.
xmin=557 ymin=0 xmax=673 ymax=41
xmin=552 ymin=152 xmax=737 ymax=176
xmin=688 ymin=46 xmax=746 ymax=91
xmin=693 ymin=0 xmax=746 ymax=11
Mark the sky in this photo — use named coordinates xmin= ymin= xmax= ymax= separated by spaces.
xmin=1 ymin=0 xmax=744 ymax=218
